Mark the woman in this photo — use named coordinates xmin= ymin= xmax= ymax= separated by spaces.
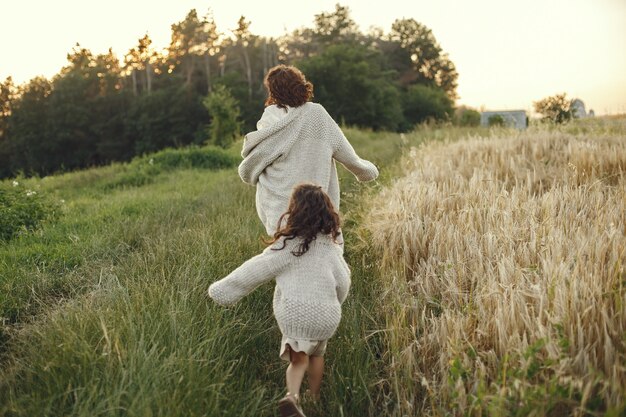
xmin=238 ymin=64 xmax=379 ymax=236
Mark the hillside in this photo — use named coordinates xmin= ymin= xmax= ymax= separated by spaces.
xmin=1 ymin=120 xmax=624 ymax=416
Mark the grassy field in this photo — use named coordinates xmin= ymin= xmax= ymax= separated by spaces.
xmin=1 ymin=121 xmax=624 ymax=416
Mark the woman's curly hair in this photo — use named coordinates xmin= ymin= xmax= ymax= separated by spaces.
xmin=267 ymin=184 xmax=341 ymax=256
xmin=264 ymin=65 xmax=314 ymax=109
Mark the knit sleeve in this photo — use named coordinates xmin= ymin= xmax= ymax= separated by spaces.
xmin=238 ymin=148 xmax=267 ymax=185
xmin=335 ymin=257 xmax=352 ymax=304
xmin=256 ymin=105 xmax=284 ymax=130
xmin=318 ymin=104 xmax=378 ymax=182
xmin=238 ymin=137 xmax=283 ymax=185
xmin=208 ymin=248 xmax=287 ymax=306
xmin=333 ymin=135 xmax=379 ymax=182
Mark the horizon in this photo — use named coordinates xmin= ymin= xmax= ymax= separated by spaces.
xmin=2 ymin=0 xmax=625 ymax=115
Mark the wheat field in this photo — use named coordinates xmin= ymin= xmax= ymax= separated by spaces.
xmin=362 ymin=122 xmax=626 ymax=416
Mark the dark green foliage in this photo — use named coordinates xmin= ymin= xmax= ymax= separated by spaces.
xmin=145 ymin=146 xmax=239 ymax=170
xmin=457 ymin=108 xmax=481 ymax=127
xmin=106 ymin=146 xmax=239 ymax=188
xmin=0 ymin=181 xmax=59 ymax=241
xmin=443 ymin=335 xmax=609 ymax=417
xmin=127 ymin=84 xmax=209 ymax=155
xmin=401 ymin=84 xmax=454 ymax=129
xmin=203 ymin=85 xmax=241 ymax=148
xmin=92 ymin=91 xmax=136 ymax=163
xmin=488 ymin=114 xmax=505 ymax=127
xmin=3 ymin=77 xmax=53 ymax=175
xmin=300 ymin=44 xmax=404 ymax=131
xmin=0 ymin=4 xmax=459 ymax=178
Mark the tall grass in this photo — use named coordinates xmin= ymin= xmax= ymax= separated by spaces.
xmin=362 ymin=121 xmax=626 ymax=416
xmin=1 ymin=124 xmax=453 ymax=417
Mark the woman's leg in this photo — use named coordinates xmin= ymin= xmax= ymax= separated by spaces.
xmin=286 ymin=347 xmax=309 ymax=397
xmin=307 ymin=355 xmax=324 ymax=399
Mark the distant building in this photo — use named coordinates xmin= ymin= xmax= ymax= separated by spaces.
xmin=571 ymin=99 xmax=587 ymax=118
xmin=480 ymin=110 xmax=528 ymax=129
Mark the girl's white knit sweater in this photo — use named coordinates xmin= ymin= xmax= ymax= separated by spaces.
xmin=208 ymin=234 xmax=351 ymax=341
xmin=238 ymin=102 xmax=379 ymax=235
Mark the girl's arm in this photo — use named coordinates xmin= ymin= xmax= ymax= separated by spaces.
xmin=208 ymin=248 xmax=286 ymax=306
xmin=335 ymin=257 xmax=352 ymax=304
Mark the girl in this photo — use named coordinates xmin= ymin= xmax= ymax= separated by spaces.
xmin=208 ymin=184 xmax=350 ymax=417
xmin=238 ymin=64 xmax=379 ymax=236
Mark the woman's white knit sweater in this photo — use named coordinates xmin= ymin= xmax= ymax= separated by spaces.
xmin=208 ymin=235 xmax=351 ymax=341
xmin=238 ymin=102 xmax=379 ymax=235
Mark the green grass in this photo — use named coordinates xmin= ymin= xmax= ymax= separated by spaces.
xmin=0 ymin=125 xmax=490 ymax=416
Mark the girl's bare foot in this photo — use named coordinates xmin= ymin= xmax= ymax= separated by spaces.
xmin=278 ymin=393 xmax=306 ymax=417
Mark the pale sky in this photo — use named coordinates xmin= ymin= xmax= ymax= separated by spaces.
xmin=2 ymin=0 xmax=625 ymax=115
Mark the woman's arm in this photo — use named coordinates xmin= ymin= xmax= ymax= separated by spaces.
xmin=333 ymin=136 xmax=379 ymax=182
xmin=256 ymin=105 xmax=287 ymax=130
xmin=208 ymin=248 xmax=287 ymax=306
xmin=320 ymin=105 xmax=378 ymax=181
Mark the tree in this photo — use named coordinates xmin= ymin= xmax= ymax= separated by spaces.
xmin=279 ymin=4 xmax=361 ymax=62
xmin=203 ymin=85 xmax=241 ymax=148
xmin=300 ymin=43 xmax=403 ymax=131
xmin=195 ymin=13 xmax=220 ymax=94
xmin=0 ymin=77 xmax=15 ymax=139
xmin=0 ymin=77 xmax=16 ymax=177
xmin=6 ymin=77 xmax=52 ymax=174
xmin=387 ymin=18 xmax=458 ymax=98
xmin=277 ymin=27 xmax=316 ymax=62
xmin=233 ymin=16 xmax=253 ymax=101
xmin=533 ymin=93 xmax=575 ymax=124
xmin=124 ymin=34 xmax=157 ymax=95
xmin=168 ymin=9 xmax=205 ymax=87
xmin=126 ymin=84 xmax=208 ymax=154
xmin=402 ymin=84 xmax=454 ymax=129
xmin=312 ymin=3 xmax=359 ymax=45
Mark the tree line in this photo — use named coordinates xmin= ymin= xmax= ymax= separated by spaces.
xmin=0 ymin=4 xmax=463 ymax=178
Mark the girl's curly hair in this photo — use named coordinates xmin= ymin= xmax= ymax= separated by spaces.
xmin=264 ymin=65 xmax=314 ymax=109
xmin=267 ymin=184 xmax=341 ymax=256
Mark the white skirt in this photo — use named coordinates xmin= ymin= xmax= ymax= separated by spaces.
xmin=280 ymin=336 xmax=328 ymax=361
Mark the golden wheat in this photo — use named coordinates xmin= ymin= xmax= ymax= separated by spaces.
xmin=363 ymin=123 xmax=626 ymax=416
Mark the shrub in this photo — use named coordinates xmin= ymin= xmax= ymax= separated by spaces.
xmin=147 ymin=146 xmax=239 ymax=170
xmin=203 ymin=85 xmax=241 ymax=148
xmin=106 ymin=146 xmax=239 ymax=189
xmin=0 ymin=180 xmax=59 ymax=241
xmin=402 ymin=84 xmax=454 ymax=129
xmin=457 ymin=108 xmax=481 ymax=127
xmin=488 ymin=114 xmax=505 ymax=127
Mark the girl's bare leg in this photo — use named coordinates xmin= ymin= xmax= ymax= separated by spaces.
xmin=286 ymin=348 xmax=309 ymax=398
xmin=307 ymin=355 xmax=324 ymax=399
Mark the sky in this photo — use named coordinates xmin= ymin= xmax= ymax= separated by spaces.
xmin=1 ymin=0 xmax=625 ymax=115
